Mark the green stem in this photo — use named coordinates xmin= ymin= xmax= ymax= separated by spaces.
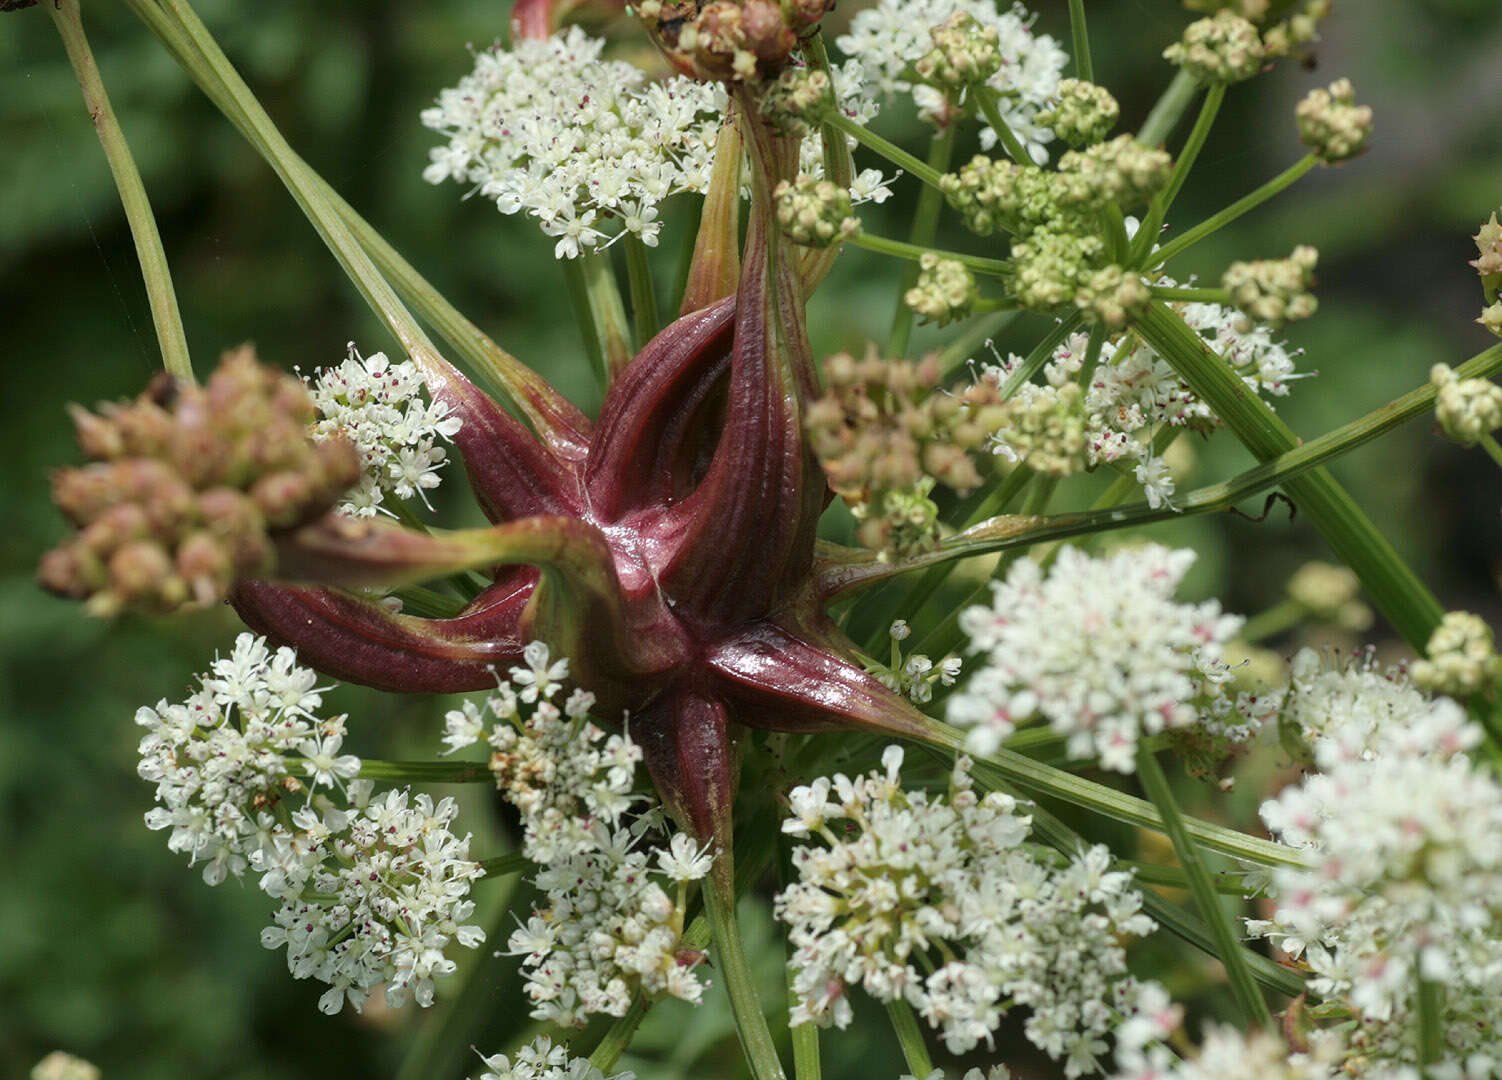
xmin=885 ymin=999 xmax=934 ymax=1078
xmin=803 ymin=31 xmax=854 ymax=190
xmin=357 ymin=759 xmax=492 ymax=784
xmin=49 ymin=0 xmax=192 ymax=382
xmin=1416 ymin=977 xmax=1443 ymax=1074
xmin=1135 ymin=744 xmax=1272 ymax=1029
xmin=1068 ymin=0 xmax=1093 ymax=82
xmin=1238 ymin=598 xmax=1305 ymax=644
xmin=704 ymin=871 xmax=787 ymax=1080
xmin=888 ymin=127 xmax=958 ymax=358
xmin=974 ymin=85 xmax=1031 ymax=165
xmin=847 ymin=230 xmax=1011 ymax=278
xmin=562 ymin=253 xmax=608 ymax=387
xmin=1138 ymin=68 xmax=1201 ymax=148
xmin=1151 ymin=154 xmax=1319 ymax=270
xmin=1150 ymin=286 xmax=1231 ymax=303
xmin=623 ymin=233 xmax=661 ymax=347
xmin=1138 ymin=301 xmax=1446 ymax=651
xmin=1479 ymin=432 xmax=1502 ymax=471
xmin=1000 ymin=311 xmax=1085 ymax=397
xmin=477 ymin=852 xmax=532 ymax=878
xmin=1119 ymin=859 xmax=1258 ymax=896
xmin=822 ymin=111 xmax=947 ymax=191
xmin=1134 ymin=81 xmax=1225 ymax=265
xmin=581 ymin=249 xmax=633 ymax=380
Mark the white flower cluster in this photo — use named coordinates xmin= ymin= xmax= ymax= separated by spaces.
xmin=423 ymin=29 xmax=889 ymax=259
xmin=874 ymin=620 xmax=963 ymax=704
xmin=137 ymin=633 xmax=485 ymax=1014
xmin=989 ymin=295 xmax=1303 ymax=509
xmin=904 ymin=1069 xmax=1013 ymax=1080
xmin=1251 ymin=654 xmax=1502 ymax=1077
xmin=776 ymin=748 xmax=1164 ymax=1075
xmin=836 ymin=0 xmax=1067 ymax=160
xmin=948 ymin=545 xmax=1268 ymax=771
xmin=475 ymin=1035 xmax=632 ymax=1080
xmin=443 ymin=643 xmax=713 ymax=1026
xmin=306 ymin=344 xmax=462 ymax=517
xmin=1111 ymin=1025 xmax=1345 ymax=1080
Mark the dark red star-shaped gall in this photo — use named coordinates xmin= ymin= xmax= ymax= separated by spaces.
xmin=235 ymin=104 xmax=933 ymax=863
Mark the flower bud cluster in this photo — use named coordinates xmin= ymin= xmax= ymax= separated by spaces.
xmin=1011 ymin=227 xmax=1105 ymax=310
xmin=442 ymin=644 xmax=713 ymax=1024
xmin=776 ymin=747 xmax=1164 ymax=1073
xmin=1284 ymin=560 xmax=1372 ymax=631
xmin=1471 ymin=210 xmax=1502 ymax=298
xmin=986 ymin=380 xmax=1089 ymax=477
xmin=774 ymin=176 xmax=861 ymax=248
xmin=1252 ymin=666 xmax=1502 ymax=1075
xmin=30 ymin=1053 xmax=101 ymax=1080
xmin=1222 ymin=245 xmax=1319 ymax=328
xmin=1035 ymin=78 xmax=1119 ymax=148
xmin=477 ymin=1036 xmax=632 ymax=1080
xmin=305 ymin=344 xmax=461 ymax=517
xmin=1075 ymin=264 xmax=1150 ymax=327
xmin=904 ymin=253 xmax=977 ymax=325
xmin=1055 ymin=136 xmax=1173 ymax=211
xmin=1411 ymin=610 xmax=1500 ymax=698
xmin=644 ymin=0 xmax=829 ymax=82
xmin=913 ymin=13 xmax=1001 ymax=92
xmin=806 ymin=347 xmax=1008 ymax=555
xmin=1163 ymin=11 xmax=1265 ymax=84
xmin=941 ymin=154 xmax=1063 ymax=238
xmin=1296 ymin=79 xmax=1373 ymax=164
xmin=949 ymin=545 xmax=1270 ymax=770
xmin=1259 ymin=0 xmax=1332 ymax=59
xmin=136 ymin=633 xmax=485 ymax=1014
xmin=39 ymin=347 xmax=360 ymax=616
xmin=1429 ymin=363 xmax=1502 ymax=445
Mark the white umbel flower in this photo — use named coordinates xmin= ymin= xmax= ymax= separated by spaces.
xmin=476 ymin=1035 xmax=633 ymax=1080
xmin=836 ymin=0 xmax=1067 ymax=161
xmin=1111 ymin=1025 xmax=1345 ymax=1080
xmin=948 ymin=545 xmax=1262 ymax=771
xmin=305 ymin=343 xmax=462 ymax=517
xmin=423 ymin=30 xmax=889 ymax=256
xmin=1251 ymin=713 xmax=1502 ymax=1075
xmin=776 ymin=748 xmax=1162 ymax=1074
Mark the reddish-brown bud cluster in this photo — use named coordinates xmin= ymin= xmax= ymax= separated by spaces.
xmin=640 ymin=0 xmax=832 ymax=81
xmin=806 ymin=346 xmax=1008 ymax=555
xmin=39 ymin=346 xmax=360 ymax=616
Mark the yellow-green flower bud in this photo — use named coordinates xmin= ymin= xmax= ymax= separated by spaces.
xmin=1075 ymin=265 xmax=1149 ymax=327
xmin=1286 ymin=561 xmax=1373 ymax=631
xmin=761 ymin=67 xmax=831 ymax=134
xmin=1296 ymin=79 xmax=1373 ymax=164
xmin=1036 ymin=79 xmax=1120 ymax=148
xmin=904 ymin=254 xmax=977 ymax=326
xmin=774 ymin=176 xmax=860 ymax=248
xmin=1164 ymin=11 xmax=1265 ymax=84
xmin=1412 ymin=611 xmax=1501 ymax=698
xmin=1480 ymin=301 xmax=1502 ymax=338
xmin=1222 ymin=245 xmax=1319 ymax=328
xmin=1471 ymin=211 xmax=1502 ymax=297
xmin=1012 ymin=226 xmax=1104 ymax=311
xmin=914 ymin=13 xmax=1001 ymax=92
xmin=1430 ymin=363 xmax=1502 ymax=445
xmin=1056 ymin=135 xmax=1173 ymax=210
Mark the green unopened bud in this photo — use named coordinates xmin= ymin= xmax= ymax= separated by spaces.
xmin=992 ymin=382 xmax=1088 ymax=477
xmin=761 ymin=67 xmax=830 ymax=133
xmin=1412 ymin=611 xmax=1501 ymax=698
xmin=1012 ymin=226 xmax=1104 ymax=310
xmin=1480 ymin=301 xmax=1502 ymax=338
xmin=1222 ymin=245 xmax=1318 ymax=328
xmin=1471 ymin=211 xmax=1502 ymax=297
xmin=914 ymin=12 xmax=1001 ymax=91
xmin=774 ymin=176 xmax=860 ymax=248
xmin=1056 ymin=135 xmax=1172 ymax=210
xmin=1430 ymin=363 xmax=1502 ymax=445
xmin=1036 ymin=79 xmax=1119 ymax=148
xmin=855 ymin=478 xmax=942 ymax=561
xmin=1285 ymin=561 xmax=1372 ymax=631
xmin=904 ymin=254 xmax=977 ymax=326
xmin=941 ymin=155 xmax=1062 ymax=238
xmin=1075 ymin=264 xmax=1149 ymax=327
xmin=1262 ymin=1 xmax=1331 ymax=58
xmin=1164 ymin=11 xmax=1265 ymax=83
xmin=1296 ymin=79 xmax=1372 ymax=164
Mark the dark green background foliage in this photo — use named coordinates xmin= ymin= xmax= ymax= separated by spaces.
xmin=1 ymin=1 xmax=1499 ymax=1076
